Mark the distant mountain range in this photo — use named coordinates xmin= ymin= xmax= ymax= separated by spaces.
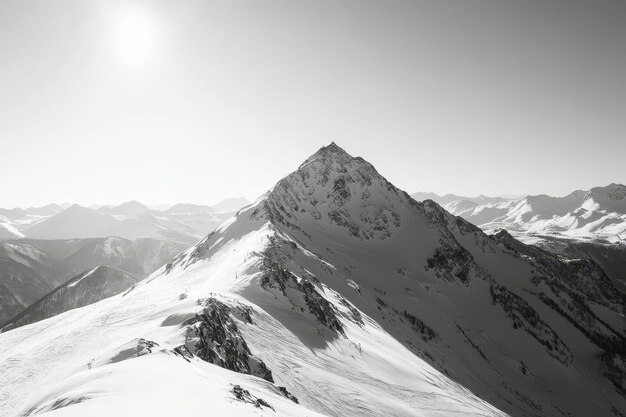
xmin=2 ymin=266 xmax=139 ymax=331
xmin=0 ymin=237 xmax=188 ymax=325
xmin=412 ymin=184 xmax=626 ymax=243
xmin=412 ymin=185 xmax=626 ymax=293
xmin=0 ymin=198 xmax=251 ymax=242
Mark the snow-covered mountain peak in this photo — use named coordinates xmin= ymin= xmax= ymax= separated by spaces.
xmin=582 ymin=183 xmax=626 ymax=213
xmin=261 ymin=143 xmax=415 ymax=241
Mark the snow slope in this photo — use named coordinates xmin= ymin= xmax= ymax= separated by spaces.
xmin=0 ymin=221 xmax=501 ymax=417
xmin=1 ymin=144 xmax=624 ymax=417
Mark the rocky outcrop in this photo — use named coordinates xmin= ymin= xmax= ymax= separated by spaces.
xmin=260 ymin=247 xmax=345 ymax=336
xmin=184 ymin=298 xmax=274 ymax=382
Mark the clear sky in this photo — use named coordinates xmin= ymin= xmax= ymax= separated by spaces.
xmin=1 ymin=0 xmax=625 ymax=208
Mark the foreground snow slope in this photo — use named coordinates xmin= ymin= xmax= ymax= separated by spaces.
xmin=1 ymin=143 xmax=624 ymax=417
xmin=0 ymin=219 xmax=500 ymax=417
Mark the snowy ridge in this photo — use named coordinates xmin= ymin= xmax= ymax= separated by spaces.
xmin=1 ymin=144 xmax=625 ymax=417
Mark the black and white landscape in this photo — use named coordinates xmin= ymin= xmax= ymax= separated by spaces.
xmin=1 ymin=144 xmax=625 ymax=416
xmin=2 ymin=1 xmax=625 ymax=416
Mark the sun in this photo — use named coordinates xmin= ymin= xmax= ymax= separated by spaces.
xmin=110 ymin=5 xmax=156 ymax=67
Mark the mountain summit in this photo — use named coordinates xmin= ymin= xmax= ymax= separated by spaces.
xmin=1 ymin=143 xmax=624 ymax=417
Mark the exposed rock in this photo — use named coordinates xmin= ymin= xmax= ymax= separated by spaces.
xmin=231 ymin=384 xmax=275 ymax=411
xmin=184 ymin=298 xmax=274 ymax=382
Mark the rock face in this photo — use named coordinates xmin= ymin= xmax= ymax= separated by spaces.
xmin=184 ymin=298 xmax=274 ymax=382
xmin=2 ymin=266 xmax=140 ymax=331
xmin=1 ymin=143 xmax=625 ymax=417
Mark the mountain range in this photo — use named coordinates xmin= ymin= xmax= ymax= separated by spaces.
xmin=2 ymin=266 xmax=139 ymax=331
xmin=412 ymin=185 xmax=626 ymax=243
xmin=412 ymin=186 xmax=626 ymax=294
xmin=0 ymin=237 xmax=189 ymax=325
xmin=1 ymin=143 xmax=623 ymax=417
xmin=0 ymin=198 xmax=251 ymax=242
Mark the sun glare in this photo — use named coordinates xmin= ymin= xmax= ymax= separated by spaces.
xmin=111 ymin=6 xmax=156 ymax=67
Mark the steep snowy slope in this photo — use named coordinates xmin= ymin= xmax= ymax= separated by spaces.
xmin=1 ymin=144 xmax=624 ymax=417
xmin=2 ymin=266 xmax=139 ymax=331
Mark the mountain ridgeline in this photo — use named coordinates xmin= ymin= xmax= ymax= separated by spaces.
xmin=2 ymin=266 xmax=139 ymax=331
xmin=0 ymin=143 xmax=624 ymax=417
xmin=167 ymin=143 xmax=626 ymax=416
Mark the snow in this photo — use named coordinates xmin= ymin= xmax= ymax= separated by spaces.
xmin=0 ymin=216 xmax=503 ymax=417
xmin=0 ymin=222 xmax=24 ymax=239
xmin=66 ymin=267 xmax=99 ymax=288
xmin=1 ymin=146 xmax=623 ymax=417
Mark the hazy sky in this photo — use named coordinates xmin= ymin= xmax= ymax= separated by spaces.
xmin=1 ymin=0 xmax=625 ymax=208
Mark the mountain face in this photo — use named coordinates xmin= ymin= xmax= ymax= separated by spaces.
xmin=1 ymin=144 xmax=624 ymax=417
xmin=0 ymin=237 xmax=188 ymax=326
xmin=2 ymin=266 xmax=139 ymax=331
xmin=0 ymin=243 xmax=68 ymax=324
